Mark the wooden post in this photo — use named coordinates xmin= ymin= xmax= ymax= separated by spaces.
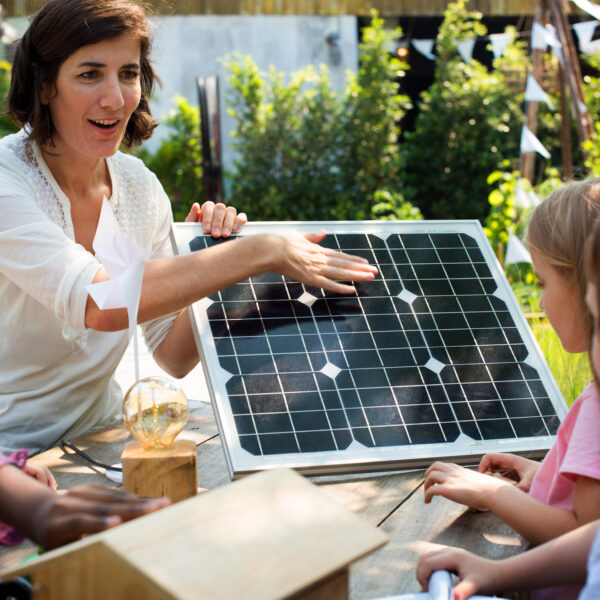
xmin=547 ymin=0 xmax=593 ymax=143
xmin=121 ymin=439 xmax=198 ymax=503
xmin=521 ymin=0 xmax=547 ymax=182
xmin=558 ymin=61 xmax=574 ymax=179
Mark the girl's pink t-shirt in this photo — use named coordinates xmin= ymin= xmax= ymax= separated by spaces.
xmin=529 ymin=381 xmax=600 ymax=600
xmin=530 ymin=381 xmax=600 ymax=506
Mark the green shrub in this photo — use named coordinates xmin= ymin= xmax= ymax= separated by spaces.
xmin=0 ymin=61 xmax=18 ymax=138
xmin=136 ymin=96 xmax=203 ymax=221
xmin=225 ymin=10 xmax=420 ymax=221
xmin=400 ymin=1 xmax=561 ymax=222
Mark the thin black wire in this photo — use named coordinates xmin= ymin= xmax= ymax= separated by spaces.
xmin=60 ymin=440 xmax=122 ymax=472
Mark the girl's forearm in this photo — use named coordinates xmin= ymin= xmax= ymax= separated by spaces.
xmin=496 ymin=520 xmax=599 ymax=590
xmin=487 ymin=485 xmax=578 ymax=546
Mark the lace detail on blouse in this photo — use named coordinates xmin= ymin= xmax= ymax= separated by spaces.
xmin=1 ymin=131 xmax=158 ymax=237
xmin=109 ymin=151 xmax=158 ymax=235
xmin=3 ymin=132 xmax=68 ymax=230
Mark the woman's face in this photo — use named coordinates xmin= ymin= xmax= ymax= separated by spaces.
xmin=531 ymin=248 xmax=588 ymax=354
xmin=42 ymin=34 xmax=142 ymax=163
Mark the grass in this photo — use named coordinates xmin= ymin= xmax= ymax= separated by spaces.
xmin=528 ymin=318 xmax=591 ymax=407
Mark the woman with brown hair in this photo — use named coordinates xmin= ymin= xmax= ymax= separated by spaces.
xmin=0 ymin=0 xmax=377 ymax=454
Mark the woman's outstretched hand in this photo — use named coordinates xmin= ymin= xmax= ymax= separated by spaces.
xmin=267 ymin=230 xmax=378 ymax=294
xmin=185 ymin=201 xmax=247 ymax=238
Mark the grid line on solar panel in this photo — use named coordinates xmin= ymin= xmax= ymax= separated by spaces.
xmin=189 ymin=231 xmax=560 ymax=458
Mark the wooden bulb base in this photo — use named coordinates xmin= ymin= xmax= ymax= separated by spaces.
xmin=121 ymin=439 xmax=198 ymax=503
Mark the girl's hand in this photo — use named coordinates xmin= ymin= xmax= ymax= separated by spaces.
xmin=185 ymin=201 xmax=247 ymax=238
xmin=417 ymin=547 xmax=502 ymax=600
xmin=24 ymin=462 xmax=57 ymax=491
xmin=33 ymin=485 xmax=170 ymax=550
xmin=423 ymin=461 xmax=511 ymax=511
xmin=267 ymin=231 xmax=378 ymax=294
xmin=478 ymin=452 xmax=540 ymax=492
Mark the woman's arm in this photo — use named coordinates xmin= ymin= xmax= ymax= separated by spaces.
xmin=152 ymin=308 xmax=199 ymax=378
xmin=424 ymin=462 xmax=600 ymax=545
xmin=0 ymin=464 xmax=169 ymax=550
xmin=416 ymin=520 xmax=599 ymax=600
xmin=84 ymin=231 xmax=378 ymax=332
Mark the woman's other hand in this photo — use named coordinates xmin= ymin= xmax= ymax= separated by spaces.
xmin=185 ymin=201 xmax=247 ymax=238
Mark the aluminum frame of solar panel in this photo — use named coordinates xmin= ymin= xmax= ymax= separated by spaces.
xmin=171 ymin=220 xmax=567 ymax=478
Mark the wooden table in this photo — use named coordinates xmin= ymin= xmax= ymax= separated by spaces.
xmin=0 ymin=400 xmax=527 ymax=598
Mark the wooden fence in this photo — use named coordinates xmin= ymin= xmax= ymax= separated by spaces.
xmin=5 ymin=0 xmax=553 ymax=17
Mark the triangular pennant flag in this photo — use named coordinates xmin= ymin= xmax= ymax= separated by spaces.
xmin=412 ymin=39 xmax=436 ymax=60
xmin=531 ymin=21 xmax=549 ymax=50
xmin=87 ymin=198 xmax=151 ymax=380
xmin=489 ymin=33 xmax=511 ymax=59
xmin=545 ymin=24 xmax=561 ymax=49
xmin=552 ymin=42 xmax=564 ymax=65
xmin=572 ymin=0 xmax=600 ymax=21
xmin=521 ymin=125 xmax=551 ymax=159
xmin=528 ymin=189 xmax=541 ymax=207
xmin=525 ymin=74 xmax=555 ymax=110
xmin=582 ymin=38 xmax=600 ymax=54
xmin=515 ymin=184 xmax=534 ymax=209
xmin=514 ymin=179 xmax=541 ymax=209
xmin=573 ymin=21 xmax=598 ymax=51
xmin=456 ymin=37 xmax=476 ymax=63
xmin=505 ymin=233 xmax=532 ymax=265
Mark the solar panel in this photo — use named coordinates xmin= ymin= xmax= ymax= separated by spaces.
xmin=171 ymin=221 xmax=567 ymax=478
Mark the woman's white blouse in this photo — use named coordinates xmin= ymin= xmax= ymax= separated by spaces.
xmin=0 ymin=130 xmax=178 ymax=454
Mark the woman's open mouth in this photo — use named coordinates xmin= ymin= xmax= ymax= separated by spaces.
xmin=89 ymin=119 xmax=119 ymax=129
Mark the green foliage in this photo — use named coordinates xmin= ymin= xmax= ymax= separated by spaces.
xmin=136 ymin=96 xmax=203 ymax=221
xmin=581 ymin=67 xmax=600 ymax=179
xmin=371 ymin=189 xmax=423 ymax=220
xmin=0 ymin=61 xmax=18 ymax=138
xmin=484 ymin=166 xmax=524 ymax=251
xmin=225 ymin=10 xmax=419 ymax=221
xmin=399 ymin=2 xmax=561 ymax=222
xmin=582 ymin=123 xmax=600 ymax=175
xmin=484 ymin=164 xmax=561 ymax=281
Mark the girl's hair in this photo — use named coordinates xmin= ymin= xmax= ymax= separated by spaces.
xmin=525 ymin=177 xmax=600 ymax=351
xmin=7 ymin=0 xmax=158 ymax=148
xmin=588 ymin=218 xmax=600 ymax=296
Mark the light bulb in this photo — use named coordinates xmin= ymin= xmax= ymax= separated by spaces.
xmin=122 ymin=376 xmax=189 ymax=449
